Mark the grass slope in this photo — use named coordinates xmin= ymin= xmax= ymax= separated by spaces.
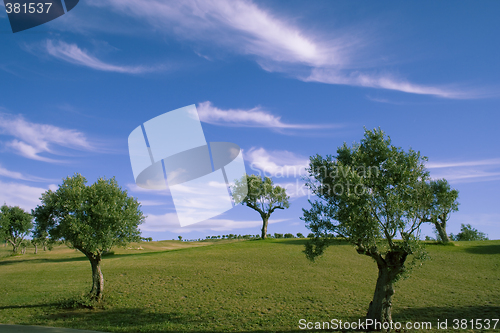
xmin=0 ymin=239 xmax=499 ymax=332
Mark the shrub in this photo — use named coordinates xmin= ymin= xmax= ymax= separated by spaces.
xmin=284 ymin=233 xmax=294 ymax=238
xmin=296 ymin=233 xmax=304 ymax=238
xmin=274 ymin=233 xmax=283 ymax=239
xmin=451 ymin=224 xmax=488 ymax=241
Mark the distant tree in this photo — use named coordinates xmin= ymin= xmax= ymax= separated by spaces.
xmin=452 ymin=224 xmax=488 ymax=241
xmin=178 ymin=236 xmax=183 ymax=241
xmin=32 ymin=230 xmax=52 ymax=254
xmin=307 ymin=233 xmax=315 ymax=238
xmin=302 ymin=128 xmax=432 ymax=328
xmin=0 ymin=205 xmax=33 ymax=254
xmin=422 ymin=179 xmax=459 ymax=244
xmin=32 ymin=174 xmax=144 ymax=301
xmin=233 ymin=174 xmax=290 ymax=239
xmin=296 ymin=233 xmax=304 ymax=238
xmin=274 ymin=233 xmax=283 ymax=239
xmin=284 ymin=233 xmax=295 ymax=238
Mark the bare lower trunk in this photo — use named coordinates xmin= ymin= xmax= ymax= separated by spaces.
xmin=367 ymin=265 xmax=395 ymax=329
xmin=82 ymin=252 xmax=104 ymax=301
xmin=8 ymin=239 xmax=18 ymax=254
xmin=90 ymin=257 xmax=104 ymax=301
xmin=34 ymin=244 xmax=38 ymax=254
xmin=434 ymin=217 xmax=450 ymax=243
xmin=366 ymin=251 xmax=407 ymax=331
xmin=261 ymin=216 xmax=269 ymax=239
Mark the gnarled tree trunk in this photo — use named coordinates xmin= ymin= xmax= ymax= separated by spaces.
xmin=89 ymin=256 xmax=104 ymax=301
xmin=434 ymin=215 xmax=450 ymax=243
xmin=81 ymin=251 xmax=104 ymax=301
xmin=366 ymin=251 xmax=407 ymax=331
xmin=261 ymin=215 xmax=269 ymax=239
xmin=367 ymin=265 xmax=395 ymax=326
xmin=7 ymin=239 xmax=18 ymax=254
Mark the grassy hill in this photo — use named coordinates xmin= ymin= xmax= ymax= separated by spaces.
xmin=0 ymin=239 xmax=499 ymax=332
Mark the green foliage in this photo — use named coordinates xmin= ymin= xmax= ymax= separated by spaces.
xmin=427 ymin=179 xmax=459 ymax=218
xmin=451 ymin=224 xmax=488 ymax=241
xmin=296 ymin=232 xmax=304 ymax=238
xmin=0 ymin=204 xmax=33 ymax=253
xmin=232 ymin=174 xmax=290 ymax=238
xmin=423 ymin=179 xmax=459 ymax=243
xmin=302 ymin=128 xmax=435 ymax=286
xmin=284 ymin=233 xmax=295 ymax=238
xmin=233 ymin=174 xmax=290 ymax=214
xmin=32 ymin=173 xmax=144 ymax=257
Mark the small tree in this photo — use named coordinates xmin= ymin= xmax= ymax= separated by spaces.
xmin=423 ymin=179 xmax=459 ymax=243
xmin=32 ymin=174 xmax=144 ymax=301
xmin=452 ymin=223 xmax=488 ymax=241
xmin=232 ymin=174 xmax=290 ymax=239
xmin=302 ymin=128 xmax=432 ymax=328
xmin=0 ymin=205 xmax=33 ymax=254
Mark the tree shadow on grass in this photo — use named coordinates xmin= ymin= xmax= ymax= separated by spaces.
xmin=33 ymin=307 xmax=365 ymax=333
xmin=277 ymin=238 xmax=350 ymax=246
xmin=0 ymin=302 xmax=61 ymax=310
xmin=0 ymin=247 xmax=199 ymax=266
xmin=394 ymin=305 xmax=500 ymax=324
xmin=463 ymin=244 xmax=500 ymax=255
xmin=0 ymin=256 xmax=88 ymax=266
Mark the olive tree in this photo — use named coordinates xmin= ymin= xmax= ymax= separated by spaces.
xmin=423 ymin=179 xmax=459 ymax=243
xmin=0 ymin=204 xmax=33 ymax=254
xmin=32 ymin=174 xmax=144 ymax=301
xmin=302 ymin=128 xmax=432 ymax=328
xmin=232 ymin=174 xmax=289 ymax=239
xmin=451 ymin=223 xmax=488 ymax=241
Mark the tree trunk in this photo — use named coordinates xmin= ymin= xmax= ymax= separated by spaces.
xmin=34 ymin=244 xmax=38 ymax=254
xmin=366 ymin=251 xmax=407 ymax=331
xmin=366 ymin=264 xmax=395 ymax=329
xmin=434 ymin=217 xmax=450 ymax=243
xmin=8 ymin=239 xmax=18 ymax=254
xmin=261 ymin=216 xmax=269 ymax=239
xmin=88 ymin=255 xmax=104 ymax=301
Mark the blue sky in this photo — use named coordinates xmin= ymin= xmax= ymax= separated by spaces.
xmin=1 ymin=1 xmax=499 ymax=240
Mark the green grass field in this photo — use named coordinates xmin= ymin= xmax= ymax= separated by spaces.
xmin=1 ymin=239 xmax=499 ymax=332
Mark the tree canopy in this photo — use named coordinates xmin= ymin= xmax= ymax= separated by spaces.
xmin=302 ymin=128 xmax=433 ymax=327
xmin=232 ymin=174 xmax=290 ymax=239
xmin=451 ymin=223 xmax=488 ymax=241
xmin=32 ymin=174 xmax=144 ymax=301
xmin=0 ymin=204 xmax=33 ymax=254
xmin=423 ymin=179 xmax=459 ymax=243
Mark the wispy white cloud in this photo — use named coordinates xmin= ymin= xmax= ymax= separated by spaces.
xmin=245 ymin=147 xmax=309 ymax=178
xmin=0 ymin=180 xmax=55 ymax=212
xmin=85 ymin=0 xmax=485 ymax=98
xmin=197 ymin=101 xmax=337 ymax=129
xmin=0 ymin=112 xmax=93 ymax=163
xmin=90 ymin=0 xmax=342 ymax=67
xmin=305 ymin=69 xmax=478 ymax=99
xmin=45 ymin=40 xmax=158 ymax=74
xmin=427 ymin=158 xmax=500 ymax=183
xmin=141 ymin=211 xmax=286 ymax=233
xmin=0 ymin=164 xmax=51 ymax=182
